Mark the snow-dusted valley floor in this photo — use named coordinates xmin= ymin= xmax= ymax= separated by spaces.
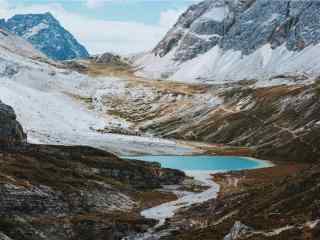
xmin=0 ymin=31 xmax=214 ymax=156
xmin=0 ymin=74 xmax=199 ymax=155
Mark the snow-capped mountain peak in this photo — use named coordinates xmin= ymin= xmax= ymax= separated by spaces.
xmin=1 ymin=12 xmax=89 ymax=61
xmin=135 ymin=0 xmax=320 ymax=84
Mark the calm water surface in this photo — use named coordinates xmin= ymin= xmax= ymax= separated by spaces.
xmin=125 ymin=155 xmax=270 ymax=171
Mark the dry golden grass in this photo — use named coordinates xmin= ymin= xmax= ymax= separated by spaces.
xmin=82 ymin=60 xmax=209 ymax=96
xmin=213 ymin=163 xmax=309 ymax=198
xmin=255 ymin=84 xmax=306 ymax=100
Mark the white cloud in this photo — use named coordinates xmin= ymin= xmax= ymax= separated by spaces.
xmin=0 ymin=0 xmax=184 ymax=55
xmin=86 ymin=0 xmax=106 ymax=9
xmin=0 ymin=0 xmax=10 ymax=16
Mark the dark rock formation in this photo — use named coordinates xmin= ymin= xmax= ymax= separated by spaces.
xmin=92 ymin=53 xmax=124 ymax=65
xmin=223 ymin=221 xmax=253 ymax=240
xmin=0 ymin=101 xmax=26 ymax=147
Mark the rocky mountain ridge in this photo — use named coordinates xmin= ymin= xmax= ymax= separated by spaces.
xmin=1 ymin=13 xmax=89 ymax=61
xmin=136 ymin=0 xmax=320 ymax=83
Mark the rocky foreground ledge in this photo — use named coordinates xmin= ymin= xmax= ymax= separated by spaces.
xmin=0 ymin=101 xmax=185 ymax=240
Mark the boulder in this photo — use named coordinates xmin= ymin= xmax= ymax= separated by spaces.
xmin=0 ymin=101 xmax=26 ymax=147
xmin=224 ymin=221 xmax=253 ymax=240
xmin=93 ymin=52 xmax=124 ymax=65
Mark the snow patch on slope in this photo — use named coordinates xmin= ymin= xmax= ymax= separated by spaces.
xmin=135 ymin=47 xmax=178 ymax=80
xmin=201 ymin=6 xmax=227 ymax=22
xmin=0 ymin=28 xmax=44 ymax=58
xmin=136 ymin=44 xmax=320 ymax=84
xmin=23 ymin=22 xmax=49 ymax=39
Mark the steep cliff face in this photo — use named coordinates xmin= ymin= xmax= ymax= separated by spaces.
xmin=1 ymin=13 xmax=89 ymax=60
xmin=0 ymin=101 xmax=26 ymax=146
xmin=136 ymin=0 xmax=320 ymax=83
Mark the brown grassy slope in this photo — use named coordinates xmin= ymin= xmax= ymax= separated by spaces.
xmin=163 ymin=163 xmax=320 ymax=240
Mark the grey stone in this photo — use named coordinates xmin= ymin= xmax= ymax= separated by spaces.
xmin=154 ymin=0 xmax=320 ymax=62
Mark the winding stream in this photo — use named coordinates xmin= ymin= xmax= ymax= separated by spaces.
xmin=124 ymin=155 xmax=272 ymax=239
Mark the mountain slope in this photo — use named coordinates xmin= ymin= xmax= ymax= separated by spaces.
xmin=0 ymin=28 xmax=45 ymax=59
xmin=1 ymin=13 xmax=89 ymax=60
xmin=138 ymin=82 xmax=320 ymax=163
xmin=0 ymin=27 xmax=197 ymax=156
xmin=161 ymin=164 xmax=320 ymax=240
xmin=135 ymin=0 xmax=320 ymax=83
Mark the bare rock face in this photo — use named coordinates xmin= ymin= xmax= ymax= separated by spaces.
xmin=93 ymin=52 xmax=123 ymax=65
xmin=154 ymin=0 xmax=320 ymax=62
xmin=224 ymin=221 xmax=253 ymax=240
xmin=138 ymin=0 xmax=320 ymax=82
xmin=0 ymin=101 xmax=26 ymax=146
xmin=0 ymin=232 xmax=13 ymax=240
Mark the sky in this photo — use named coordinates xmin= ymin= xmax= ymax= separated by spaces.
xmin=0 ymin=0 xmax=200 ymax=55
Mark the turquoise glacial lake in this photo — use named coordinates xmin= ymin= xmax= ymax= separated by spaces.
xmin=125 ymin=155 xmax=271 ymax=171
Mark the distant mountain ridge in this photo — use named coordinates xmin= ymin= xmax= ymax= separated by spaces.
xmin=1 ymin=12 xmax=89 ymax=61
xmin=136 ymin=0 xmax=320 ymax=84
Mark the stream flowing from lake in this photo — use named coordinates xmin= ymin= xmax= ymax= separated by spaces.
xmin=123 ymin=155 xmax=272 ymax=240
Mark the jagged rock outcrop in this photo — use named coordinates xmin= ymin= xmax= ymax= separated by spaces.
xmin=1 ymin=13 xmax=89 ymax=60
xmin=92 ymin=52 xmax=124 ymax=65
xmin=0 ymin=232 xmax=13 ymax=240
xmin=0 ymin=101 xmax=26 ymax=146
xmin=224 ymin=221 xmax=253 ymax=240
xmin=136 ymin=0 xmax=320 ymax=82
xmin=154 ymin=0 xmax=320 ymax=60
